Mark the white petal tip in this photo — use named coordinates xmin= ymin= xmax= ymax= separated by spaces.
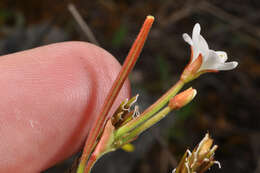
xmin=228 ymin=61 xmax=239 ymax=69
xmin=194 ymin=23 xmax=201 ymax=33
xmin=183 ymin=33 xmax=193 ymax=46
xmin=195 ymin=23 xmax=201 ymax=29
xmin=233 ymin=61 xmax=238 ymax=68
xmin=217 ymin=61 xmax=238 ymax=71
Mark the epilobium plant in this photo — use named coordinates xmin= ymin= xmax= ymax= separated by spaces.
xmin=181 ymin=23 xmax=238 ymax=83
xmin=173 ymin=133 xmax=220 ymax=173
xmin=75 ymin=16 xmax=238 ymax=173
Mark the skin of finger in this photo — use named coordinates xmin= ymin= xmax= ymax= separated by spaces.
xmin=0 ymin=42 xmax=130 ymax=172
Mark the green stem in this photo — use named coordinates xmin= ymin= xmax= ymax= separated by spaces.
xmin=115 ymin=80 xmax=184 ymax=139
xmin=121 ymin=106 xmax=172 ymax=144
xmin=77 ymin=163 xmax=85 ymax=173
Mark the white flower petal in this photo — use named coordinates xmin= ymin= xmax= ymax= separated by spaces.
xmin=198 ymin=35 xmax=209 ymax=60
xmin=183 ymin=33 xmax=193 ymax=46
xmin=215 ymin=51 xmax=228 ymax=62
xmin=191 ymin=23 xmax=201 ymax=60
xmin=199 ymin=50 xmax=220 ymax=71
xmin=183 ymin=23 xmax=238 ymax=72
xmin=192 ymin=23 xmax=201 ymax=41
xmin=215 ymin=61 xmax=238 ymax=71
xmin=200 ymin=50 xmax=238 ymax=71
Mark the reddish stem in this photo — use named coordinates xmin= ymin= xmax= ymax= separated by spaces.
xmin=84 ymin=153 xmax=98 ymax=173
xmin=77 ymin=16 xmax=154 ymax=173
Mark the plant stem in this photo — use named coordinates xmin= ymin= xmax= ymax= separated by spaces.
xmin=77 ymin=16 xmax=154 ymax=173
xmin=122 ymin=106 xmax=172 ymax=144
xmin=115 ymin=80 xmax=184 ymax=139
xmin=83 ymin=154 xmax=99 ymax=173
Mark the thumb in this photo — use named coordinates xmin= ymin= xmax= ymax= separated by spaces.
xmin=0 ymin=42 xmax=130 ymax=172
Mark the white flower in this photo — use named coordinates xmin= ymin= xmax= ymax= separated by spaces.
xmin=182 ymin=23 xmax=238 ymax=72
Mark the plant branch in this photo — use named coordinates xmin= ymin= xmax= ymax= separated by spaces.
xmin=77 ymin=16 xmax=154 ymax=173
xmin=68 ymin=3 xmax=100 ymax=46
xmin=115 ymin=80 xmax=184 ymax=139
xmin=121 ymin=106 xmax=171 ymax=144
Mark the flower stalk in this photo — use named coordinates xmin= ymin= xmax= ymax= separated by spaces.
xmin=115 ymin=79 xmax=185 ymax=139
xmin=84 ymin=120 xmax=115 ymax=173
xmin=77 ymin=15 xmax=154 ymax=173
xmin=75 ymin=18 xmax=238 ymax=173
xmin=84 ymin=85 xmax=196 ymax=171
xmin=113 ymin=87 xmax=196 ymax=146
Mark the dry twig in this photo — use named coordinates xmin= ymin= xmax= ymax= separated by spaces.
xmin=68 ymin=3 xmax=100 ymax=46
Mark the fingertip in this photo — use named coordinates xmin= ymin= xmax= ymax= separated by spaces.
xmin=0 ymin=41 xmax=130 ymax=172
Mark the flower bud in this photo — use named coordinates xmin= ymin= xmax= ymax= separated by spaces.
xmin=111 ymin=94 xmax=139 ymax=128
xmin=169 ymin=87 xmax=197 ymax=110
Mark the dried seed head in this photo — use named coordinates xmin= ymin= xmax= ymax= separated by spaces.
xmin=174 ymin=133 xmax=220 ymax=173
xmin=132 ymin=105 xmax=140 ymax=118
xmin=125 ymin=94 xmax=139 ymax=110
xmin=111 ymin=95 xmax=140 ymax=128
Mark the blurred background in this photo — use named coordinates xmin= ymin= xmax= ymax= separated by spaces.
xmin=0 ymin=0 xmax=259 ymax=173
